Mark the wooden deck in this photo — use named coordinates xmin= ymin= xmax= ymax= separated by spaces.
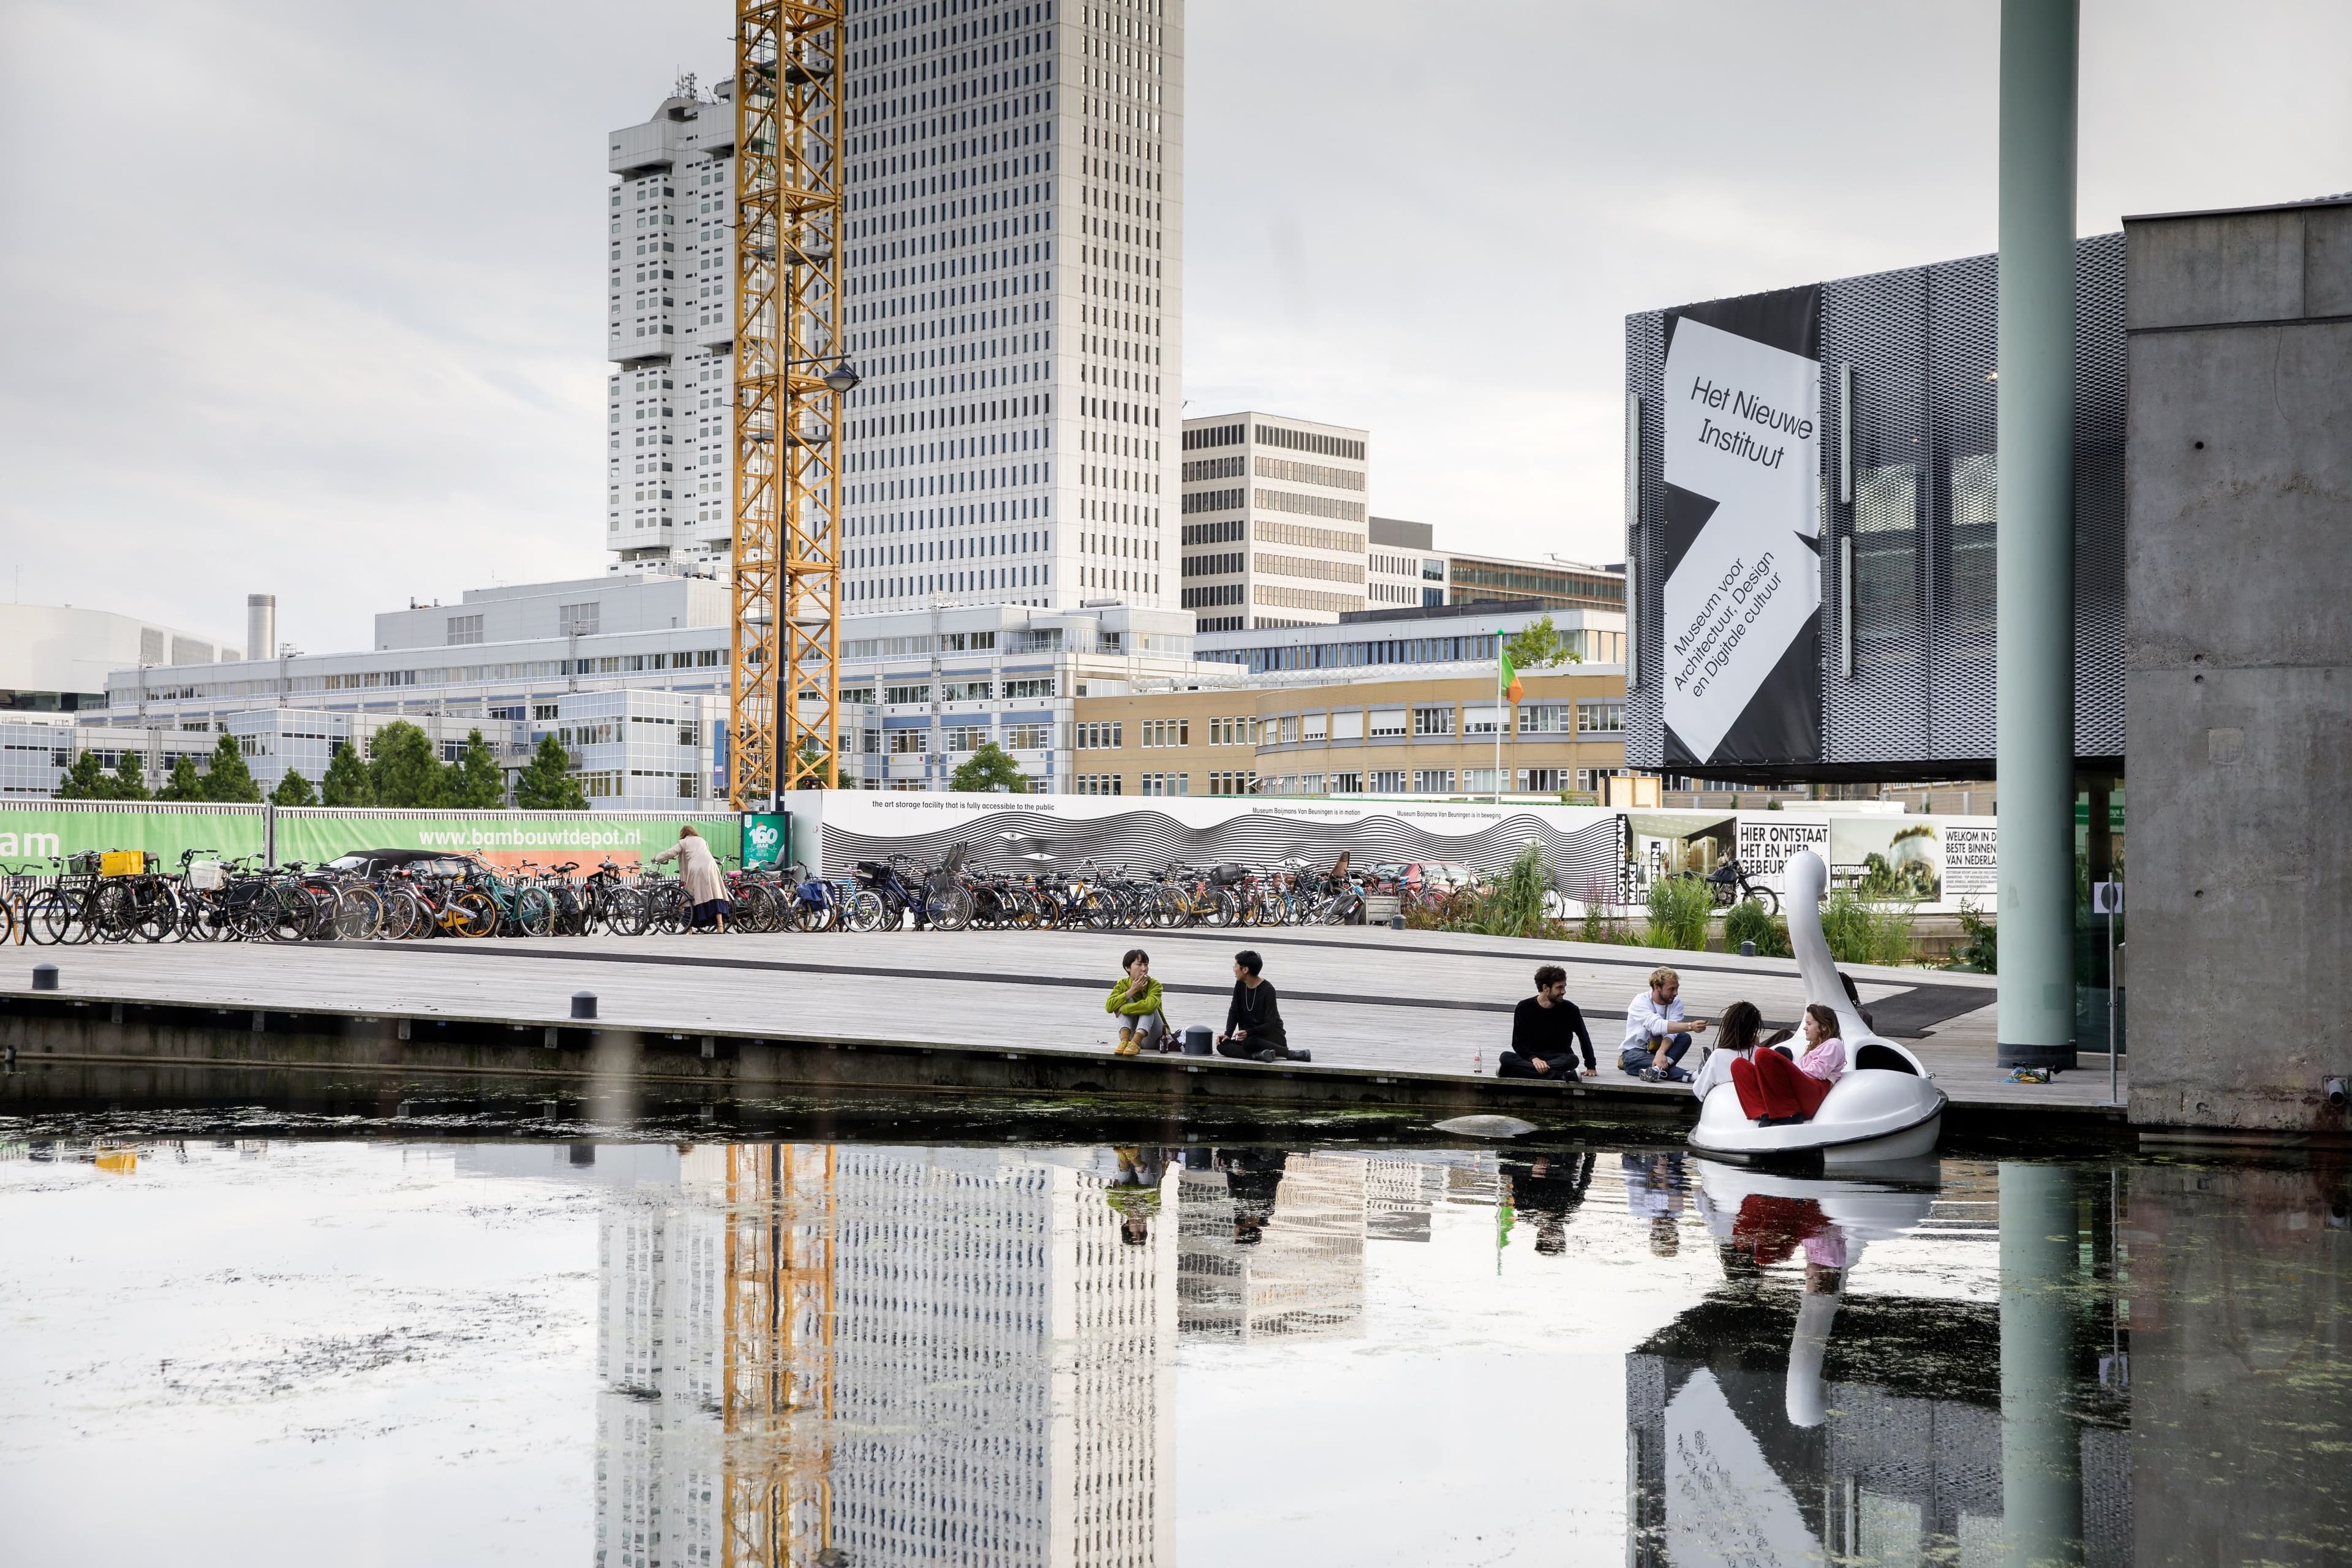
xmin=0 ymin=924 xmax=2124 ymax=1120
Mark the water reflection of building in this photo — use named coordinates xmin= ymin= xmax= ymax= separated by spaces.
xmin=1177 ymin=1152 xmax=1370 ymax=1342
xmin=592 ymin=1144 xmax=1178 ymax=1568
xmin=1627 ymin=1163 xmax=2134 ymax=1568
xmin=2127 ymin=1161 xmax=2351 ymax=1566
xmin=828 ymin=1147 xmax=1176 ymax=1567
xmin=594 ymin=1144 xmax=835 ymax=1568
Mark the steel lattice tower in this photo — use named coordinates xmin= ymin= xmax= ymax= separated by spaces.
xmin=732 ymin=0 xmax=846 ymax=807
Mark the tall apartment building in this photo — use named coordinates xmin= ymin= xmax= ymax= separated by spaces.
xmin=605 ymin=0 xmax=1186 ymax=608
xmin=1178 ymin=412 xmax=1370 ymax=632
xmin=607 ymin=77 xmax=742 ymax=573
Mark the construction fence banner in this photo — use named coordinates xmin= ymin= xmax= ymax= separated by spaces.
xmin=0 ymin=801 xmax=266 ymax=868
xmin=273 ymin=809 xmax=743 ymax=872
xmin=1651 ymin=809 xmax=1999 ymax=911
xmin=790 ymin=790 xmax=1632 ymax=895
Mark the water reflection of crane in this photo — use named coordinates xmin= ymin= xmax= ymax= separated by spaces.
xmin=722 ymin=1144 xmax=837 ymax=1568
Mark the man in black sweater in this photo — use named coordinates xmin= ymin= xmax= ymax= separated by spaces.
xmin=1216 ymin=949 xmax=1311 ymax=1063
xmin=1498 ymin=965 xmax=1595 ymax=1080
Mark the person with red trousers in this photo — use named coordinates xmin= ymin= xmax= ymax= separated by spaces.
xmin=1731 ymin=1003 xmax=1847 ymax=1125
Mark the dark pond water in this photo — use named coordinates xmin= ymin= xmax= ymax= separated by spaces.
xmin=1 ymin=1102 xmax=2345 ymax=1566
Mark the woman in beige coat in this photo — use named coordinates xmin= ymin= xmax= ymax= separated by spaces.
xmin=649 ymin=824 xmax=731 ymax=932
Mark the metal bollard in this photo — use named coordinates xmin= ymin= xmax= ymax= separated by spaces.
xmin=1739 ymin=941 xmax=1756 ymax=957
xmin=1389 ymin=915 xmax=1405 ymax=930
xmin=571 ymin=991 xmax=598 ymax=1021
xmin=31 ymin=963 xmax=59 ymax=992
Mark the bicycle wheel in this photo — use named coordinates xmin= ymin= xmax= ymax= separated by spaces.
xmin=1202 ymin=887 xmax=1239 ymax=929
xmin=926 ymin=885 xmax=974 ymax=933
xmin=330 ymin=887 xmax=382 ymax=941
xmin=598 ymin=887 xmax=647 ymax=937
xmin=23 ymin=889 xmax=76 ymax=946
xmin=839 ymin=889 xmax=883 ymax=933
xmin=513 ymin=886 xmax=556 ymax=938
xmin=130 ymin=889 xmax=176 ymax=943
xmin=379 ymin=889 xmax=424 ymax=941
xmin=262 ymin=884 xmax=315 ymax=943
xmin=447 ymin=889 xmax=499 ymax=938
xmin=1742 ymin=887 xmax=1780 ymax=917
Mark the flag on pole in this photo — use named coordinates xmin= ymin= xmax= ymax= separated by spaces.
xmin=1499 ymin=631 xmax=1523 ymax=704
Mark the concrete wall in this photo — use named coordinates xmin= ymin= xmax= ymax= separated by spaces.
xmin=2125 ymin=198 xmax=2352 ymax=1132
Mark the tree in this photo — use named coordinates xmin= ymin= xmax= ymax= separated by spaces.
xmin=199 ymin=733 xmax=263 ymax=804
xmin=321 ymin=742 xmax=374 ymax=806
xmin=55 ymin=752 xmax=116 ymax=801
xmin=951 ymin=742 xmax=1027 ymax=793
xmin=111 ymin=752 xmax=151 ymax=801
xmin=368 ymin=721 xmax=443 ymax=808
xmin=445 ymin=728 xmax=508 ymax=809
xmin=155 ymin=755 xmax=205 ymax=802
xmin=270 ymin=769 xmax=318 ymax=807
xmin=511 ymin=733 xmax=588 ymax=810
xmin=791 ymin=740 xmax=834 ymax=790
xmin=1504 ymin=616 xmax=1578 ymax=672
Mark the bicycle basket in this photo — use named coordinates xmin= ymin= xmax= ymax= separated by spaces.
xmin=67 ymin=851 xmax=102 ymax=876
xmin=187 ymin=861 xmax=226 ymax=892
xmin=1208 ymin=862 xmax=1249 ymax=886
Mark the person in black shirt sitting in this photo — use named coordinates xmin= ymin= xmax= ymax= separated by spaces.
xmin=1216 ymin=950 xmax=1311 ymax=1063
xmin=1498 ymin=965 xmax=1594 ymax=1080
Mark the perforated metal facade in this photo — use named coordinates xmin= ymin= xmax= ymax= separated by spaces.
xmin=1625 ymin=233 xmax=2127 ymax=781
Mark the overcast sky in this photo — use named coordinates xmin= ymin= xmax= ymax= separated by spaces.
xmin=1 ymin=0 xmax=2344 ymax=654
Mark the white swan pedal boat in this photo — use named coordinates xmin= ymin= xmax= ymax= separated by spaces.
xmin=1688 ymin=849 xmax=1947 ymax=1167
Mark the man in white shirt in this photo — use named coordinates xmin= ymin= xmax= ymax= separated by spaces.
xmin=1621 ymin=966 xmax=1709 ymax=1082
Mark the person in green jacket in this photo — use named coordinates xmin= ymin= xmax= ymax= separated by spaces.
xmin=1105 ymin=948 xmax=1170 ymax=1057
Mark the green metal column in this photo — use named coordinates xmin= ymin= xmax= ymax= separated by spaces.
xmin=2000 ymin=1162 xmax=2085 ymax=1566
xmin=1997 ymin=0 xmax=2080 ymax=1069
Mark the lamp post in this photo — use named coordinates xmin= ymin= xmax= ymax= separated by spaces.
xmin=762 ymin=356 xmax=861 ymax=810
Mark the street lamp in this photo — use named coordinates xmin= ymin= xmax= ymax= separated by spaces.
xmin=771 ymin=353 xmax=862 ymax=392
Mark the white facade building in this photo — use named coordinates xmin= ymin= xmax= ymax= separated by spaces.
xmin=1 ymin=603 xmax=243 ymax=714
xmin=85 ymin=574 xmax=1204 ymax=798
xmin=1178 ymin=413 xmax=1370 ymax=632
xmin=1367 ymin=516 xmax=1447 ymax=611
xmin=610 ymin=0 xmax=1187 ymax=615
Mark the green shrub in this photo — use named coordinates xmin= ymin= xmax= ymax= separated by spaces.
xmin=1645 ymin=875 xmax=1713 ymax=951
xmin=1724 ymin=899 xmax=1792 ymax=957
xmin=1478 ymin=843 xmax=1551 ymax=940
xmin=1951 ymin=903 xmax=1999 ymax=973
xmin=1820 ymin=889 xmax=1915 ymax=966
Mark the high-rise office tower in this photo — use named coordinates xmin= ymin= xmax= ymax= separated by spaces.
xmin=608 ymin=1 xmax=1185 ymax=611
xmin=606 ymin=76 xmax=741 ymax=575
xmin=1178 ymin=412 xmax=1371 ymax=631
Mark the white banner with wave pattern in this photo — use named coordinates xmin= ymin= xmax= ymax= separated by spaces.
xmin=790 ymin=791 xmax=1627 ymax=894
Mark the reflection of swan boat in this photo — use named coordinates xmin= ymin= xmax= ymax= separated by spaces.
xmin=1693 ymin=1161 xmax=1941 ymax=1428
xmin=1689 ymin=850 xmax=1947 ymax=1166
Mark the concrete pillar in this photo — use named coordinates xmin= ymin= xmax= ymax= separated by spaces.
xmin=1996 ymin=0 xmax=2080 ymax=1068
xmin=2000 ymin=1162 xmax=2084 ymax=1566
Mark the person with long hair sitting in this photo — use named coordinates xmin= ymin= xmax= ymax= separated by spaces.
xmin=1689 ymin=999 xmax=1764 ymax=1102
xmin=1730 ymin=1003 xmax=1847 ymax=1126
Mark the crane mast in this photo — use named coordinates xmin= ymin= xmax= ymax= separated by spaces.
xmin=731 ymin=0 xmax=845 ymax=807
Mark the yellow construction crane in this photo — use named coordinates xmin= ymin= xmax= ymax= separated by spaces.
xmin=731 ymin=0 xmax=856 ymax=808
